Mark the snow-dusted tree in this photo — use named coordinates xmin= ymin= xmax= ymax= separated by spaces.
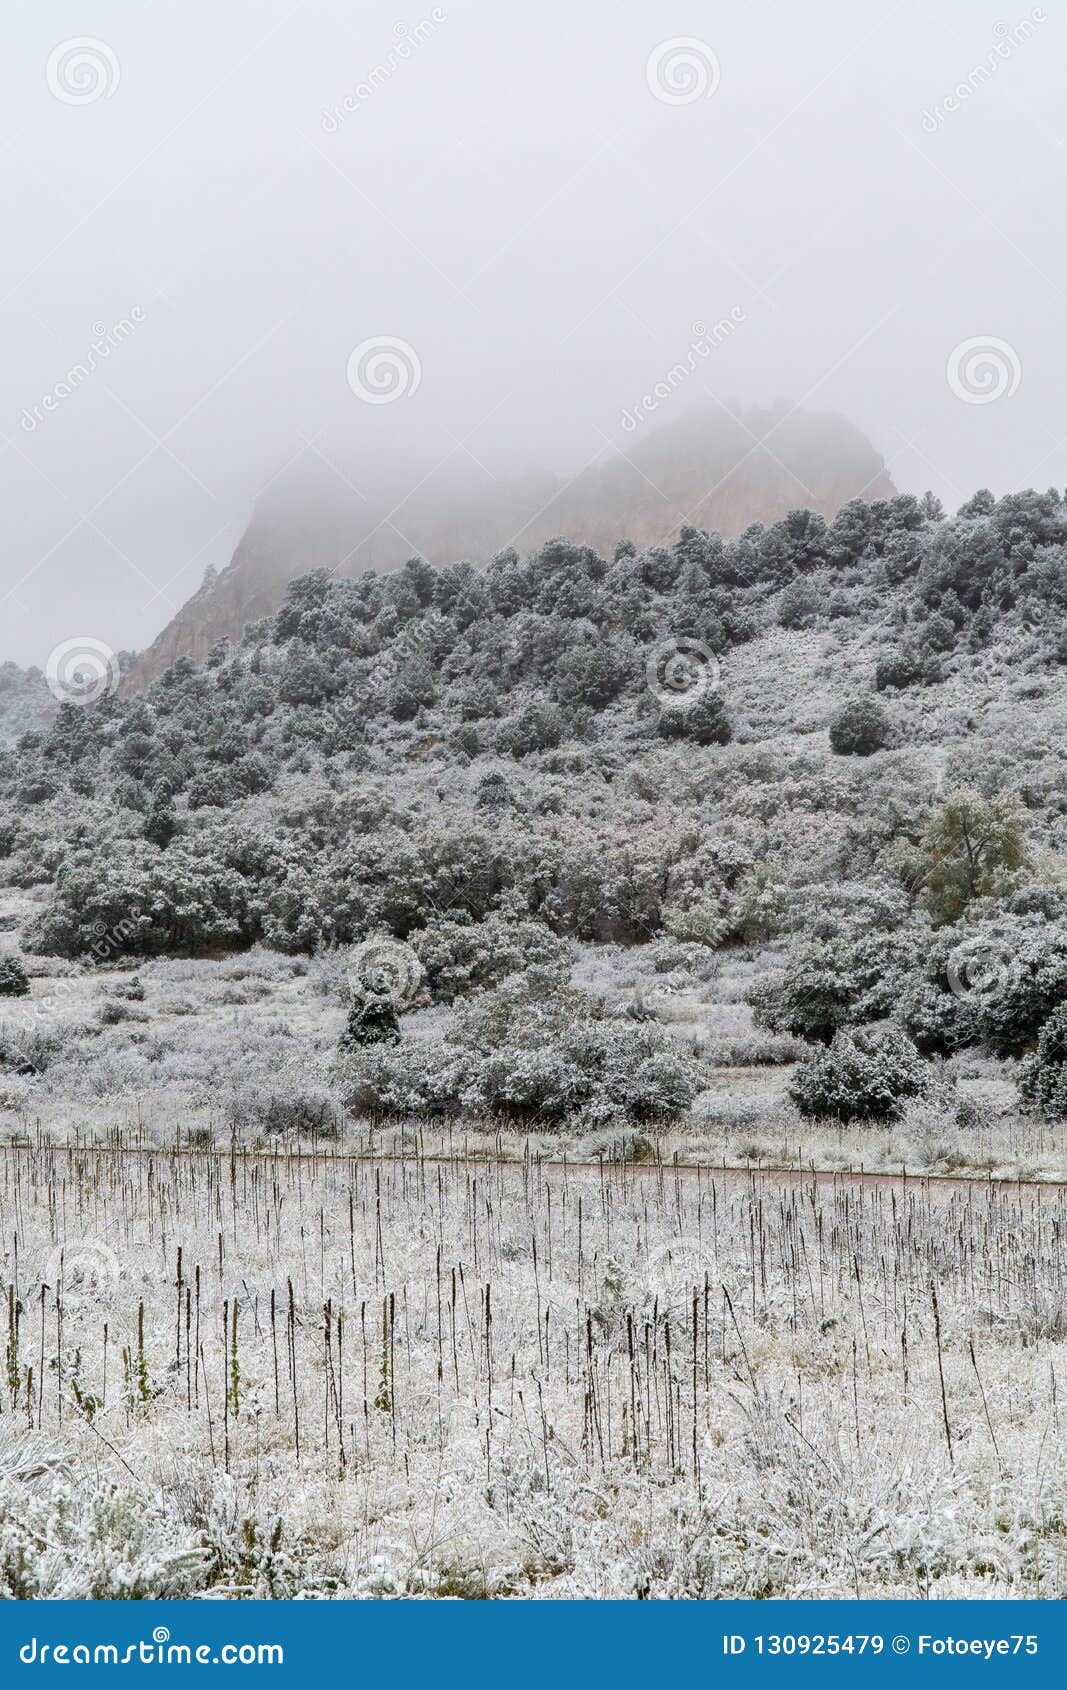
xmin=883 ymin=787 xmax=1029 ymax=925
xmin=829 ymin=697 xmax=890 ymax=756
xmin=143 ymin=779 xmax=176 ymax=848
xmin=339 ymin=985 xmax=401 ymax=1049
xmin=789 ymin=1025 xmax=930 ymax=1121
xmin=1020 ymin=1004 xmax=1067 ymax=1119
xmin=0 ymin=955 xmax=30 ymax=997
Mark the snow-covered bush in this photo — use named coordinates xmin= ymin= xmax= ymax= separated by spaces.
xmin=226 ymin=1078 xmax=344 ymax=1138
xmin=789 ymin=1024 xmax=931 ymax=1121
xmin=408 ymin=913 xmax=569 ymax=1003
xmin=778 ymin=576 xmax=823 ymax=629
xmin=1019 ymin=1004 xmax=1067 ymax=1118
xmin=958 ymin=915 xmax=1067 ymax=1056
xmin=340 ymin=971 xmax=702 ymax=1126
xmin=494 ymin=701 xmax=566 ymax=758
xmin=895 ymin=913 xmax=1067 ymax=1056
xmin=829 ymin=696 xmax=890 ymax=755
xmin=656 ymin=689 xmax=733 ymax=746
xmin=0 ymin=1019 xmax=63 ymax=1074
xmin=747 ymin=930 xmax=923 ymax=1044
xmin=0 ymin=1435 xmax=206 ymax=1599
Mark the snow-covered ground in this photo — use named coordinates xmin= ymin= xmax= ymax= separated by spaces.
xmin=0 ymin=943 xmax=1065 ymax=1598
xmin=2 ymin=1140 xmax=1065 ymax=1598
xmin=0 ymin=937 xmax=1058 ymax=1183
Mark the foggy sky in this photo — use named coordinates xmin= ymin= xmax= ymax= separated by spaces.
xmin=2 ymin=0 xmax=1065 ymax=666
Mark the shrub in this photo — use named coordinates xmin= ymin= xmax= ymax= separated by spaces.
xmin=662 ymin=897 xmax=729 ymax=948
xmin=957 ymin=916 xmax=1067 ymax=1056
xmin=0 ymin=957 xmax=30 ymax=998
xmin=874 ymin=647 xmax=932 ymax=691
xmin=0 ymin=1021 xmax=54 ymax=1076
xmin=227 ymin=1082 xmax=344 ymax=1138
xmin=789 ymin=1025 xmax=930 ymax=1121
xmin=408 ymin=914 xmax=569 ymax=1003
xmin=656 ymin=689 xmax=733 ymax=746
xmin=1019 ymin=1005 xmax=1067 ymax=1119
xmin=339 ymin=971 xmax=701 ymax=1126
xmin=828 ymin=697 xmax=890 ymax=756
xmin=474 ymin=771 xmax=511 ymax=812
xmin=97 ymin=998 xmax=149 ymax=1027
xmin=872 ymin=913 xmax=1067 ymax=1057
xmin=778 ymin=577 xmax=822 ymax=629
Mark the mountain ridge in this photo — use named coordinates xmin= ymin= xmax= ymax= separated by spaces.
xmin=125 ymin=403 xmax=895 ymax=690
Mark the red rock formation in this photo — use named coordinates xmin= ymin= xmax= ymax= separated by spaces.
xmin=126 ymin=404 xmax=894 ymax=689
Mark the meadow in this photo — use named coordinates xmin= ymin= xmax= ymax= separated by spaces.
xmin=2 ymin=1133 xmax=1066 ymax=1599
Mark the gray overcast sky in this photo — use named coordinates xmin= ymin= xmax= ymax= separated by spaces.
xmin=2 ymin=0 xmax=1065 ymax=665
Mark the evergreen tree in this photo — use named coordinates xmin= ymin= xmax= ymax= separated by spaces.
xmin=144 ymin=779 xmax=177 ymax=848
xmin=829 ymin=697 xmax=891 ymax=756
xmin=0 ymin=955 xmax=30 ymax=997
xmin=339 ymin=986 xmax=401 ymax=1048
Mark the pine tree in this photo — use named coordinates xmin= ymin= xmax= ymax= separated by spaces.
xmin=0 ymin=955 xmax=30 ymax=998
xmin=339 ymin=987 xmax=401 ymax=1049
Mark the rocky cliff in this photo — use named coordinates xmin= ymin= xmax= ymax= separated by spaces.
xmin=126 ymin=404 xmax=894 ymax=689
